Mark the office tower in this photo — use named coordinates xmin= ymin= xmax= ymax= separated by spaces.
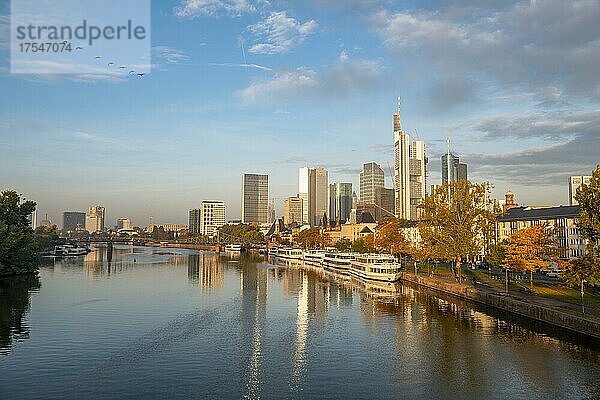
xmin=63 ymin=212 xmax=86 ymax=231
xmin=116 ymin=218 xmax=132 ymax=230
xmin=200 ymin=201 xmax=225 ymax=237
xmin=569 ymin=175 xmax=592 ymax=205
xmin=329 ymin=182 xmax=353 ymax=223
xmin=375 ymin=187 xmax=395 ymax=219
xmin=393 ymin=98 xmax=427 ymax=220
xmin=442 ymin=145 xmax=467 ymax=185
xmin=268 ymin=201 xmax=275 ymax=224
xmin=284 ymin=196 xmax=303 ymax=226
xmin=189 ymin=208 xmax=201 ymax=234
xmin=86 ymin=205 xmax=105 ymax=233
xmin=298 ymin=167 xmax=329 ymax=226
xmin=242 ymin=173 xmax=269 ymax=224
xmin=28 ymin=207 xmax=37 ymax=230
xmin=360 ymin=162 xmax=385 ymax=205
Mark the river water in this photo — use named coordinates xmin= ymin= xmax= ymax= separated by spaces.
xmin=1 ymin=245 xmax=600 ymax=399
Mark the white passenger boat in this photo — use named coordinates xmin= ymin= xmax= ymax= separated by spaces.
xmin=276 ymin=247 xmax=304 ymax=260
xmin=349 ymin=254 xmax=402 ymax=282
xmin=268 ymin=246 xmax=279 ymax=257
xmin=225 ymin=244 xmax=242 ymax=252
xmin=303 ymin=249 xmax=326 ymax=266
xmin=52 ymin=244 xmax=91 ymax=257
xmin=322 ymin=252 xmax=355 ymax=273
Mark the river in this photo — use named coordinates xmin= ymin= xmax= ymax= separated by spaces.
xmin=1 ymin=245 xmax=599 ymax=399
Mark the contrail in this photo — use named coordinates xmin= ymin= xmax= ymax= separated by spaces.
xmin=207 ymin=62 xmax=272 ymax=72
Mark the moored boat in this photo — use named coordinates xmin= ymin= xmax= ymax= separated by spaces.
xmin=303 ymin=249 xmax=326 ymax=266
xmin=225 ymin=244 xmax=243 ymax=252
xmin=276 ymin=247 xmax=303 ymax=260
xmin=323 ymin=252 xmax=355 ymax=273
xmin=52 ymin=244 xmax=91 ymax=257
xmin=349 ymin=254 xmax=402 ymax=282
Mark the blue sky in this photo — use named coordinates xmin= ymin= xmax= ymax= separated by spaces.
xmin=1 ymin=0 xmax=599 ymax=226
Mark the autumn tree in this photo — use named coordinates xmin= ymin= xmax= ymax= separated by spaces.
xmin=334 ymin=238 xmax=352 ymax=252
xmin=419 ymin=180 xmax=495 ymax=284
xmin=374 ymin=218 xmax=412 ymax=256
xmin=295 ymin=228 xmax=325 ymax=249
xmin=502 ymin=224 xmax=556 ymax=288
xmin=352 ymin=235 xmax=376 ymax=254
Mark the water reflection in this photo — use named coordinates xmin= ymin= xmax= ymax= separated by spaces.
xmin=187 ymin=253 xmax=224 ymax=290
xmin=0 ymin=274 xmax=40 ymax=356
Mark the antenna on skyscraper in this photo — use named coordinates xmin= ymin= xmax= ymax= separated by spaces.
xmin=414 ymin=129 xmax=421 ymax=140
xmin=397 ymin=96 xmax=402 ymax=131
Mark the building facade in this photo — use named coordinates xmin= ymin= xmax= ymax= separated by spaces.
xmin=298 ymin=167 xmax=329 ymax=226
xmin=393 ymin=99 xmax=427 ymax=220
xmin=189 ymin=208 xmax=201 ymax=235
xmin=359 ymin=162 xmax=385 ymax=205
xmin=85 ymin=205 xmax=105 ymax=233
xmin=497 ymin=205 xmax=585 ymax=260
xmin=200 ymin=201 xmax=225 ymax=237
xmin=63 ymin=211 xmax=86 ymax=232
xmin=569 ymin=175 xmax=592 ymax=206
xmin=242 ymin=173 xmax=269 ymax=224
xmin=329 ymin=182 xmax=353 ymax=224
xmin=284 ymin=196 xmax=303 ymax=227
xmin=116 ymin=217 xmax=132 ymax=230
xmin=442 ymin=152 xmax=467 ymax=185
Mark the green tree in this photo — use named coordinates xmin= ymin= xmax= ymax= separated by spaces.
xmin=295 ymin=228 xmax=324 ymax=249
xmin=562 ymin=255 xmax=600 ymax=313
xmin=486 ymin=242 xmax=506 ymax=269
xmin=334 ymin=238 xmax=352 ymax=252
xmin=0 ymin=191 xmax=39 ymax=276
xmin=419 ymin=180 xmax=496 ymax=284
xmin=352 ymin=235 xmax=376 ymax=254
xmin=575 ymin=165 xmax=600 ymax=261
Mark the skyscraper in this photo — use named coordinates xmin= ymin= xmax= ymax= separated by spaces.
xmin=393 ymin=99 xmax=427 ymax=220
xmin=569 ymin=175 xmax=592 ymax=205
xmin=283 ymin=196 xmax=303 ymax=226
xmin=200 ymin=201 xmax=225 ymax=237
xmin=188 ymin=208 xmax=201 ymax=234
xmin=374 ymin=187 xmax=395 ymax=219
xmin=63 ymin=211 xmax=86 ymax=232
xmin=242 ymin=173 xmax=269 ymax=224
xmin=442 ymin=148 xmax=467 ymax=185
xmin=329 ymin=182 xmax=353 ymax=223
xmin=85 ymin=205 xmax=105 ymax=233
xmin=360 ymin=162 xmax=385 ymax=205
xmin=298 ymin=167 xmax=329 ymax=226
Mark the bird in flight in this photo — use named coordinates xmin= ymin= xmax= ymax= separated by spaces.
xmin=75 ymin=46 xmax=83 ymax=50
xmin=137 ymin=73 xmax=145 ymax=77
xmin=118 ymin=66 xmax=126 ymax=69
xmin=128 ymin=70 xmax=135 ymax=75
xmin=107 ymin=62 xmax=114 ymax=66
xmin=62 ymin=40 xmax=68 ymax=44
xmin=94 ymin=56 xmax=101 ymax=59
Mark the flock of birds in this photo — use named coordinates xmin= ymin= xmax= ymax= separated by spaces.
xmin=63 ymin=41 xmax=146 ymax=77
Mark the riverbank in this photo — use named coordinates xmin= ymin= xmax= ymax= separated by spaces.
xmin=400 ymin=271 xmax=600 ymax=340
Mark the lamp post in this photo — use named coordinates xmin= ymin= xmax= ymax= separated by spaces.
xmin=581 ymin=279 xmax=587 ymax=314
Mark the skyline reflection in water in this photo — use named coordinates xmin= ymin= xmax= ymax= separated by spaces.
xmin=1 ymin=245 xmax=599 ymax=399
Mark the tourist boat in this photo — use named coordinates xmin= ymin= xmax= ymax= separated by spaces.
xmin=52 ymin=244 xmax=91 ymax=257
xmin=225 ymin=244 xmax=242 ymax=252
xmin=349 ymin=254 xmax=402 ymax=282
xmin=322 ymin=252 xmax=355 ymax=273
xmin=267 ymin=246 xmax=279 ymax=257
xmin=303 ymin=249 xmax=326 ymax=266
xmin=276 ymin=247 xmax=304 ymax=260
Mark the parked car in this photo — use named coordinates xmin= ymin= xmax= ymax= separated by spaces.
xmin=546 ymin=271 xmax=560 ymax=278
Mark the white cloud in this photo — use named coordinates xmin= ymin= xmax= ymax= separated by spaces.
xmin=174 ymin=0 xmax=255 ymax=18
xmin=238 ymin=69 xmax=319 ymax=102
xmin=248 ymin=11 xmax=317 ymax=54
xmin=152 ymin=46 xmax=190 ymax=65
xmin=237 ymin=54 xmax=383 ymax=103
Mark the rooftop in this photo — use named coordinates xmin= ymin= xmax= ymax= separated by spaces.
xmin=498 ymin=205 xmax=580 ymax=222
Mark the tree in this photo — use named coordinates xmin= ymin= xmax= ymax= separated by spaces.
xmin=0 ymin=190 xmax=39 ymax=276
xmin=374 ymin=218 xmax=412 ymax=256
xmin=352 ymin=235 xmax=376 ymax=253
xmin=502 ymin=224 xmax=556 ymax=288
xmin=486 ymin=242 xmax=506 ymax=269
xmin=419 ymin=180 xmax=495 ymax=284
xmin=575 ymin=165 xmax=600 ymax=261
xmin=334 ymin=238 xmax=352 ymax=252
xmin=295 ymin=228 xmax=325 ymax=249
xmin=562 ymin=255 xmax=600 ymax=313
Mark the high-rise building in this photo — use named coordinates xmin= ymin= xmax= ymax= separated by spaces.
xmin=569 ymin=175 xmax=592 ymax=205
xmin=62 ymin=212 xmax=85 ymax=232
xmin=329 ymin=182 xmax=353 ymax=223
xmin=298 ymin=167 xmax=329 ymax=226
xmin=360 ymin=162 xmax=385 ymax=205
xmin=85 ymin=205 xmax=105 ymax=233
xmin=442 ymin=149 xmax=467 ymax=185
xmin=200 ymin=201 xmax=225 ymax=237
xmin=188 ymin=208 xmax=201 ymax=234
xmin=393 ymin=99 xmax=427 ymax=220
xmin=116 ymin=218 xmax=132 ymax=230
xmin=374 ymin=187 xmax=395 ymax=219
xmin=283 ymin=196 xmax=303 ymax=226
xmin=242 ymin=173 xmax=269 ymax=224
xmin=28 ymin=207 xmax=37 ymax=230
xmin=267 ymin=201 xmax=276 ymax=224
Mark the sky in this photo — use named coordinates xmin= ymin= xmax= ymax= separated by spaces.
xmin=1 ymin=0 xmax=599 ymax=227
